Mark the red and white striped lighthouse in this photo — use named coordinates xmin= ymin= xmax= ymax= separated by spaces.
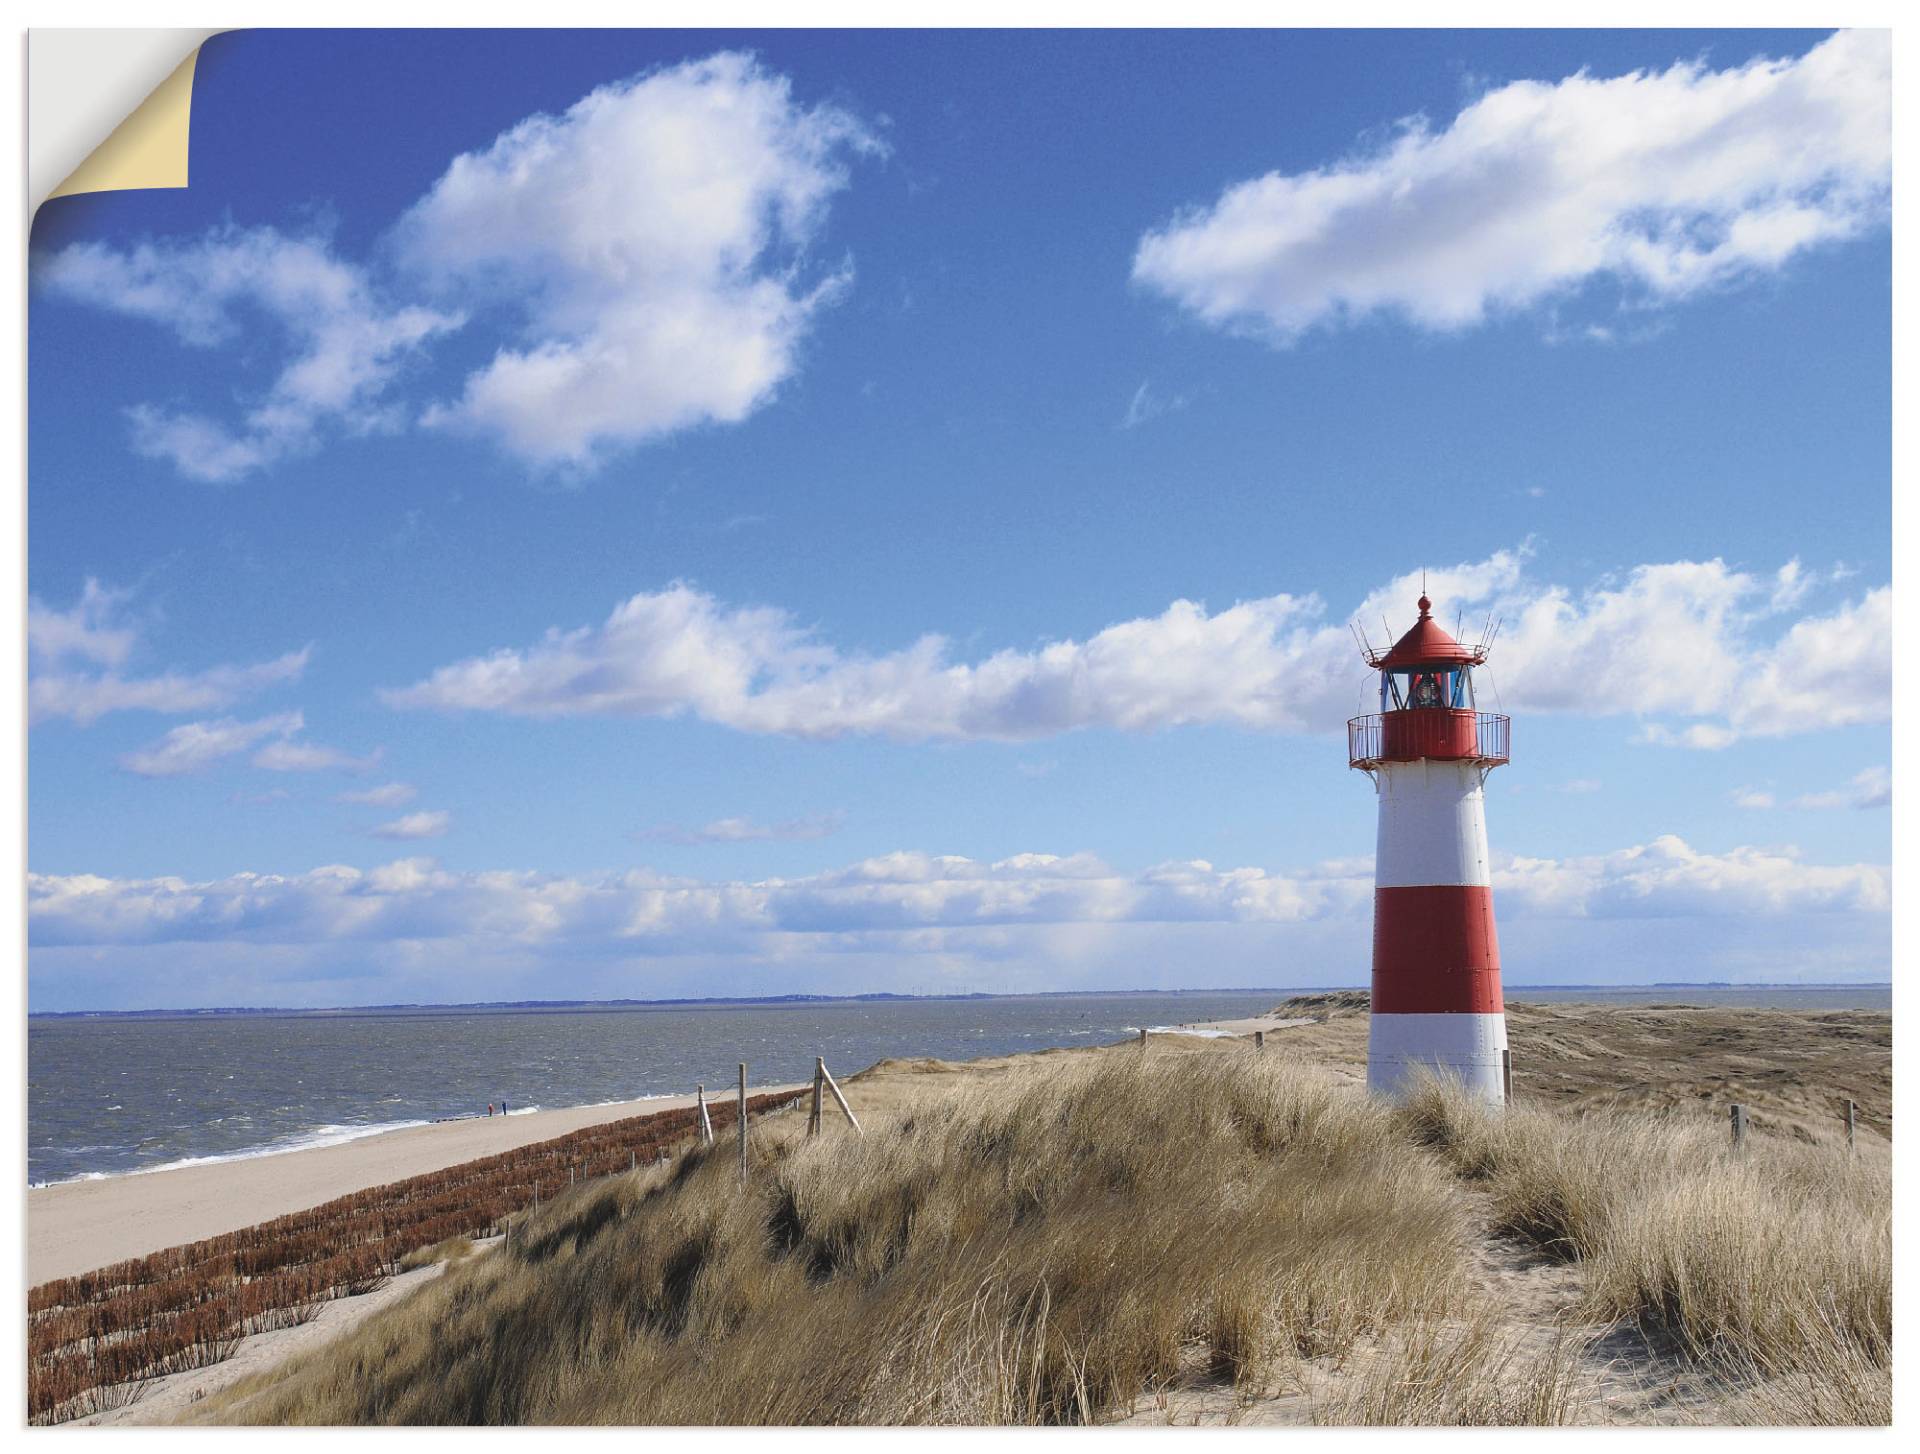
xmin=1348 ymin=594 xmax=1511 ymax=1104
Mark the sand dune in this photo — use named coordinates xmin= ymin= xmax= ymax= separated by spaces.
xmin=1194 ymin=993 xmax=1891 ymax=1148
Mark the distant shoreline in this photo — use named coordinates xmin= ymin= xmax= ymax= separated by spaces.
xmin=27 ymin=981 xmax=1891 ymax=1020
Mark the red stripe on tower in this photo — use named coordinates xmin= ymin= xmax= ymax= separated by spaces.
xmin=1371 ymin=886 xmax=1503 ymax=1014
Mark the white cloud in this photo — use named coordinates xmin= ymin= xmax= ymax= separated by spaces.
xmin=27 ymin=578 xmax=135 ymax=665
xmin=637 ymin=812 xmax=844 ymax=846
xmin=384 ymin=551 xmax=1887 ymax=747
xmin=1730 ymin=786 xmax=1776 ymax=810
xmin=29 ymin=579 xmax=310 ymax=726
xmin=337 ymin=782 xmax=418 ymax=808
xmin=26 ymin=835 xmax=1885 ymax=958
xmin=252 ymin=739 xmax=383 ymax=775
xmin=119 ymin=711 xmax=305 ymax=778
xmin=38 ymin=226 xmax=460 ymax=481
xmin=1791 ymin=765 xmax=1890 ymax=811
xmin=1133 ymin=30 xmax=1889 ymax=341
xmin=371 ymin=810 xmax=451 ymax=841
xmin=31 ymin=651 xmax=311 ymax=727
xmin=397 ymin=51 xmax=881 ymax=468
xmin=1496 ymin=835 xmax=1888 ymax=918
xmin=1737 ymin=586 xmax=1892 ymax=737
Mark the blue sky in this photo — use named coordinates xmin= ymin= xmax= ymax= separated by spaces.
xmin=27 ymin=28 xmax=1891 ymax=1010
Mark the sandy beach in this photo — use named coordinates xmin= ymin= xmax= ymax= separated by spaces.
xmin=28 ymin=1084 xmax=802 ymax=1287
xmin=1163 ymin=1013 xmax=1314 ymax=1037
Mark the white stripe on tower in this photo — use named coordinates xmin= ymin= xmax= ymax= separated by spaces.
xmin=1373 ymin=760 xmax=1491 ymax=888
xmin=1369 ymin=758 xmax=1507 ymax=1102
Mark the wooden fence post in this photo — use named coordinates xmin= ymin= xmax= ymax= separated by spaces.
xmin=1845 ymin=1099 xmax=1857 ymax=1154
xmin=738 ymin=1063 xmax=749 ymax=1186
xmin=1730 ymin=1104 xmax=1748 ymax=1150
xmin=1254 ymin=1030 xmax=1265 ymax=1051
xmin=630 ymin=1149 xmax=636 ymax=1173
xmin=1501 ymin=1048 xmax=1512 ymax=1107
xmin=697 ymin=1083 xmax=714 ymax=1146
xmin=810 ymin=1057 xmax=825 ymax=1137
xmin=819 ymin=1059 xmax=863 ymax=1136
xmin=1138 ymin=1027 xmax=1147 ymax=1050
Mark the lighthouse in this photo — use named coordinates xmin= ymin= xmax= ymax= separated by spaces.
xmin=1348 ymin=594 xmax=1511 ymax=1104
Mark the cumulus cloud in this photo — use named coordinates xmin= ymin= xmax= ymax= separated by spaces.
xmin=1791 ymin=765 xmax=1890 ymax=811
xmin=26 ymin=836 xmax=1885 ymax=957
xmin=38 ymin=227 xmax=461 ymax=481
xmin=370 ymin=810 xmax=451 ymax=841
xmin=118 ymin=711 xmax=304 ymax=778
xmin=397 ymin=51 xmax=881 ymax=468
xmin=337 ymin=782 xmax=418 ymax=808
xmin=383 ymin=551 xmax=1887 ymax=747
xmin=1133 ymin=29 xmax=1889 ymax=341
xmin=636 ymin=812 xmax=845 ymax=846
xmin=1495 ymin=835 xmax=1888 ymax=918
xmin=29 ymin=579 xmax=310 ymax=726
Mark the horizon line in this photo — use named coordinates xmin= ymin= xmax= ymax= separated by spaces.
xmin=28 ymin=981 xmax=1893 ymax=1020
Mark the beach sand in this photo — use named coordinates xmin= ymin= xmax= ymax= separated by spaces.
xmin=1162 ymin=1014 xmax=1315 ymax=1037
xmin=28 ymin=1085 xmax=801 ymax=1287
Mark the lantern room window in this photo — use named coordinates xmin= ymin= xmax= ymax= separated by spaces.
xmin=1381 ymin=666 xmax=1475 ymax=712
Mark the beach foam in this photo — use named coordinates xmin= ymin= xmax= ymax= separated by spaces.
xmin=34 ymin=1118 xmax=434 ymax=1187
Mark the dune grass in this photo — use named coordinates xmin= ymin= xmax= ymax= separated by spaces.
xmin=185 ymin=1047 xmax=1889 ymax=1427
xmin=1391 ymin=1076 xmax=1890 ymax=1423
xmin=191 ymin=1048 xmax=1476 ymax=1425
xmin=396 ymin=1236 xmax=475 ymax=1272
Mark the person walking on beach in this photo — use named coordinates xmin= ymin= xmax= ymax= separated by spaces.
xmin=487 ymin=1103 xmax=494 ymax=1118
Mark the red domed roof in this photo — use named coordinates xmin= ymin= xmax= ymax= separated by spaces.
xmin=1369 ymin=595 xmax=1485 ymax=668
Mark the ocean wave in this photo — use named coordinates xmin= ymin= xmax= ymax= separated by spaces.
xmin=34 ymin=1118 xmax=434 ymax=1186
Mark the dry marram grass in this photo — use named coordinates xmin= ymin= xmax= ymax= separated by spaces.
xmin=189 ymin=1050 xmax=1475 ymax=1424
xmin=180 ymin=1043 xmax=1890 ymax=1427
xmin=1392 ymin=1075 xmax=1890 ymax=1423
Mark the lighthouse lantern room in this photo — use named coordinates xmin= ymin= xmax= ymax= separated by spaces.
xmin=1349 ymin=593 xmax=1511 ymax=1104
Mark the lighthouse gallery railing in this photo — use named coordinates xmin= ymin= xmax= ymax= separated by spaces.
xmin=1348 ymin=711 xmax=1509 ymax=769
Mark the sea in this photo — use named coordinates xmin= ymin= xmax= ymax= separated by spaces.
xmin=27 ymin=984 xmax=1889 ymax=1187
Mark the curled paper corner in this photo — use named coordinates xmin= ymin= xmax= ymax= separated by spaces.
xmin=30 ymin=29 xmax=224 ymax=212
